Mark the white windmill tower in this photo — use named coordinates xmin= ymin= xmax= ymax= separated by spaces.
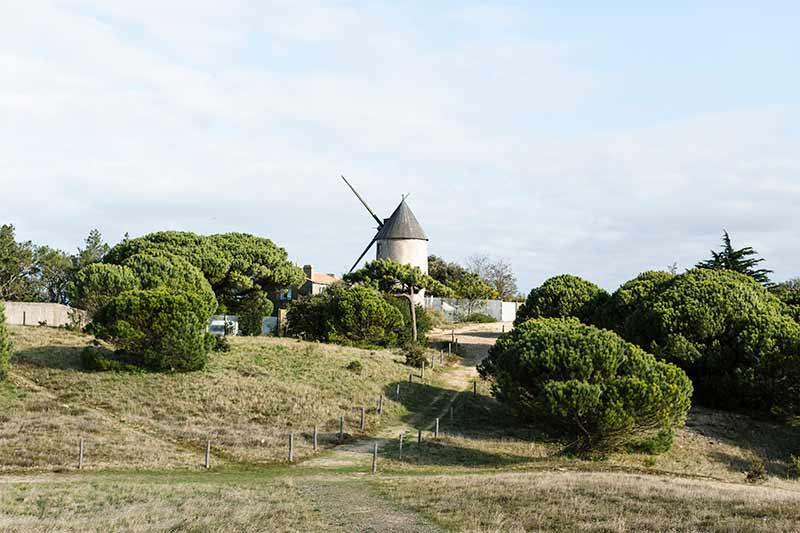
xmin=342 ymin=175 xmax=429 ymax=274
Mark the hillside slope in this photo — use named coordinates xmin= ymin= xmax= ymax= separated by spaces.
xmin=2 ymin=326 xmax=420 ymax=470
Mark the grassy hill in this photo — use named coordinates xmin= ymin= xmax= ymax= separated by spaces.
xmin=2 ymin=325 xmax=425 ymax=471
xmin=2 ymin=324 xmax=800 ymax=531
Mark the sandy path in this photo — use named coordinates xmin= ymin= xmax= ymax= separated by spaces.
xmin=295 ymin=322 xmax=509 ymax=532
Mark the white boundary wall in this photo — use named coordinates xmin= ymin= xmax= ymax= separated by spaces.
xmin=423 ymin=296 xmax=520 ymax=322
xmin=3 ymin=301 xmax=87 ymax=328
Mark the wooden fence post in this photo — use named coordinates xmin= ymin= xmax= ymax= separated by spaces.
xmin=360 ymin=407 xmax=366 ymax=431
xmin=434 ymin=418 xmax=439 ymax=439
xmin=473 ymin=381 xmax=477 ymax=397
xmin=502 ymin=324 xmax=505 ymax=333
xmin=339 ymin=416 xmax=344 ymax=441
xmin=78 ymin=437 xmax=84 ymax=470
xmin=421 ymin=361 xmax=425 ymax=379
xmin=396 ymin=383 xmax=401 ymax=397
xmin=378 ymin=394 xmax=383 ymax=415
xmin=448 ymin=342 xmax=451 ymax=355
xmin=408 ymin=373 xmax=412 ymax=384
xmin=288 ymin=432 xmax=294 ymax=462
xmin=399 ymin=432 xmax=404 ymax=459
xmin=451 ymin=329 xmax=455 ymax=343
xmin=204 ymin=439 xmax=211 ymax=469
xmin=313 ymin=425 xmax=318 ymax=452
xmin=371 ymin=442 xmax=378 ymax=474
xmin=23 ymin=311 xmax=27 ymax=326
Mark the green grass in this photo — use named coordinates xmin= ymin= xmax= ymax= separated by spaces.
xmin=3 ymin=326 xmax=422 ymax=471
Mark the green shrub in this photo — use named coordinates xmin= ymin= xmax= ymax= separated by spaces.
xmin=345 ymin=360 xmax=363 ymax=374
xmin=80 ymin=346 xmax=141 ymax=372
xmin=745 ymin=457 xmax=768 ymax=483
xmin=237 ymin=291 xmax=274 ymax=336
xmin=122 ymin=252 xmax=217 ymax=317
xmin=479 ymin=317 xmax=692 ymax=452
xmin=90 ymin=289 xmax=211 ymax=372
xmin=624 ymin=268 xmax=800 ymax=415
xmin=67 ymin=263 xmax=139 ymax=315
xmin=212 ymin=335 xmax=231 ymax=353
xmin=774 ymin=288 xmax=800 ymax=323
xmin=402 ymin=342 xmax=428 ymax=368
xmin=384 ymin=295 xmax=431 ymax=343
xmin=601 ymin=271 xmax=674 ymax=332
xmin=515 ymin=274 xmax=609 ymax=326
xmin=790 ymin=455 xmax=800 ymax=478
xmin=0 ymin=302 xmax=11 ymax=381
xmin=287 ymin=284 xmax=405 ymax=347
xmin=627 ymin=429 xmax=675 ymax=455
xmin=463 ymin=312 xmax=495 ymax=323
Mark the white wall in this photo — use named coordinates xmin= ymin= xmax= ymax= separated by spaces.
xmin=423 ymin=297 xmax=520 ymax=322
xmin=377 ymin=239 xmax=428 ymax=274
xmin=3 ymin=302 xmax=87 ymax=328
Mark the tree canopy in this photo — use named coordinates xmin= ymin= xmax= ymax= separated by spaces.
xmin=344 ymin=259 xmax=454 ymax=297
xmin=479 ymin=317 xmax=692 ymax=452
xmin=515 ymin=274 xmax=608 ymax=326
xmin=696 ymin=230 xmax=773 ymax=285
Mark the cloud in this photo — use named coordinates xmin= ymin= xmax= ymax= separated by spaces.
xmin=1 ymin=2 xmax=798 ymax=291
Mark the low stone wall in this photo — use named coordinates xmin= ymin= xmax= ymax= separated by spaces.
xmin=2 ymin=301 xmax=88 ymax=328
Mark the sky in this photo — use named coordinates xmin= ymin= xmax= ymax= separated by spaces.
xmin=2 ymin=1 xmax=799 ymax=292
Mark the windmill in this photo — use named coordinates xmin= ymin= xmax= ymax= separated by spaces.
xmin=341 ymin=175 xmax=429 ymax=274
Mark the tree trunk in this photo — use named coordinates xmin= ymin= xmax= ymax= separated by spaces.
xmin=400 ymin=290 xmax=418 ymax=343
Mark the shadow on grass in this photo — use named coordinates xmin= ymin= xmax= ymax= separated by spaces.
xmin=686 ymin=407 xmax=800 ymax=478
xmin=380 ymin=436 xmax=545 ymax=467
xmin=384 ymin=379 xmax=547 ymax=444
xmin=11 ymin=345 xmax=93 ymax=370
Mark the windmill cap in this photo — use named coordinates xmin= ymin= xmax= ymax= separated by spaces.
xmin=376 ymin=199 xmax=428 ymax=240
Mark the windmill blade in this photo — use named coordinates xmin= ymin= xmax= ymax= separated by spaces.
xmin=349 ymin=233 xmax=379 ymax=273
xmin=341 ymin=175 xmax=384 ymax=228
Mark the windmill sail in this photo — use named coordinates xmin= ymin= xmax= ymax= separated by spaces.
xmin=341 ymin=175 xmax=384 ymax=228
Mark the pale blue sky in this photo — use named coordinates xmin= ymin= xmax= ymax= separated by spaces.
xmin=2 ymin=1 xmax=799 ymax=291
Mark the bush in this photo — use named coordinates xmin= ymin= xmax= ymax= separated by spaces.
xmin=237 ymin=291 xmax=274 ymax=336
xmin=287 ymin=284 xmax=405 ymax=347
xmin=345 ymin=360 xmax=363 ymax=374
xmin=402 ymin=342 xmax=428 ymax=368
xmin=515 ymin=275 xmax=609 ymax=327
xmin=624 ymin=268 xmax=800 ymax=415
xmin=479 ymin=317 xmax=692 ymax=452
xmin=212 ymin=335 xmax=231 ymax=353
xmin=80 ymin=346 xmax=141 ymax=372
xmin=384 ymin=295 xmax=431 ymax=344
xmin=0 ymin=302 xmax=11 ymax=381
xmin=463 ymin=312 xmax=495 ymax=323
xmin=67 ymin=263 xmax=139 ymax=315
xmin=601 ymin=271 xmax=674 ymax=332
xmin=90 ymin=289 xmax=211 ymax=372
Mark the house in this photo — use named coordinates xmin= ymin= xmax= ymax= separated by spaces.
xmin=297 ymin=265 xmax=339 ymax=297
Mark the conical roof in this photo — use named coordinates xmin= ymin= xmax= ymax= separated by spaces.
xmin=376 ymin=199 xmax=428 ymax=241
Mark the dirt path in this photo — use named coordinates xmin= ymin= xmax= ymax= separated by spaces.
xmin=295 ymin=322 xmax=509 ymax=531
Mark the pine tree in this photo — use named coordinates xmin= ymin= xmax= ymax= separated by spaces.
xmin=696 ymin=230 xmax=773 ymax=285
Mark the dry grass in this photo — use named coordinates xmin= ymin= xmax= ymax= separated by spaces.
xmin=0 ymin=471 xmax=327 ymax=532
xmin=374 ymin=471 xmax=800 ymax=532
xmin=4 ymin=326 xmax=418 ymax=470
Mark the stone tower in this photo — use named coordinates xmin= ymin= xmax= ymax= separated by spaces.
xmin=375 ymin=199 xmax=429 ymax=274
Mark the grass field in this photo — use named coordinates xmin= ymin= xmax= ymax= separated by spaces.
xmin=2 ymin=325 xmax=426 ymax=470
xmin=3 ymin=324 xmax=800 ymax=531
